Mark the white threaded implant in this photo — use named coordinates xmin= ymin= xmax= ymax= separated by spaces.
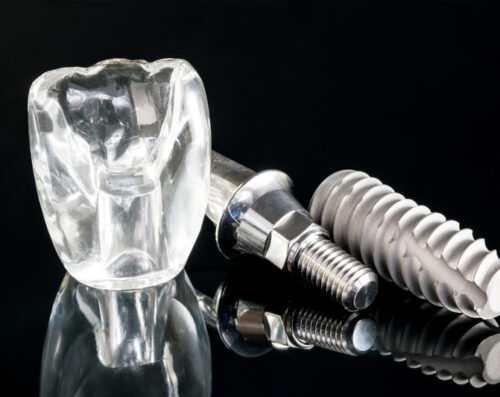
xmin=290 ymin=307 xmax=376 ymax=355
xmin=291 ymin=232 xmax=378 ymax=311
xmin=309 ymin=170 xmax=500 ymax=319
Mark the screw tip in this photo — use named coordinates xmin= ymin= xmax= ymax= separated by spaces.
xmin=347 ymin=272 xmax=378 ymax=311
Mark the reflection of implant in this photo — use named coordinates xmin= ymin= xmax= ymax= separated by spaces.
xmin=196 ymin=282 xmax=376 ymax=357
xmin=310 ymin=170 xmax=500 ymax=319
xmin=373 ymin=299 xmax=500 ymax=388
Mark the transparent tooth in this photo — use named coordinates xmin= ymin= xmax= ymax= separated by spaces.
xmin=28 ymin=58 xmax=211 ymax=289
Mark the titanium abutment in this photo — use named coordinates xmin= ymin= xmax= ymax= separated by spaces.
xmin=207 ymin=152 xmax=379 ymax=311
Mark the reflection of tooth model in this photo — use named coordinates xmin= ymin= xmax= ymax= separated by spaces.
xmin=40 ymin=272 xmax=211 ymax=397
xmin=28 ymin=58 xmax=211 ymax=290
xmin=374 ymin=299 xmax=500 ymax=388
xmin=76 ymin=275 xmax=175 ymax=368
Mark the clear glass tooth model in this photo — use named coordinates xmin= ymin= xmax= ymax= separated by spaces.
xmin=28 ymin=58 xmax=211 ymax=289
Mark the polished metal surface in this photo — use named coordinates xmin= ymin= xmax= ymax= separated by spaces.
xmin=195 ymin=277 xmax=376 ymax=357
xmin=206 ymin=152 xmax=378 ymax=311
xmin=310 ymin=170 xmax=500 ymax=319
xmin=191 ymin=261 xmax=500 ymax=392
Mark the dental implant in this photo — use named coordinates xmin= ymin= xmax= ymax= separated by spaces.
xmin=206 ymin=152 xmax=378 ymax=311
xmin=309 ymin=170 xmax=500 ymax=319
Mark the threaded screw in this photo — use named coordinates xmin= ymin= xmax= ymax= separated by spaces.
xmin=206 ymin=152 xmax=379 ymax=311
xmin=290 ymin=229 xmax=378 ymax=310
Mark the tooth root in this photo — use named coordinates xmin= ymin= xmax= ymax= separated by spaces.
xmin=310 ymin=170 xmax=500 ymax=319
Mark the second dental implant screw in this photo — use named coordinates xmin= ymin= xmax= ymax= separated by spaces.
xmin=205 ymin=152 xmax=378 ymax=311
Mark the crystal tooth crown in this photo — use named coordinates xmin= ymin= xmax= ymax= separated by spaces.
xmin=28 ymin=58 xmax=211 ymax=290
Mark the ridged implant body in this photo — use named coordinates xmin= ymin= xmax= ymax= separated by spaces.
xmin=289 ymin=307 xmax=376 ymax=355
xmin=310 ymin=170 xmax=500 ymax=319
xmin=374 ymin=299 xmax=500 ymax=388
xmin=207 ymin=153 xmax=378 ymax=311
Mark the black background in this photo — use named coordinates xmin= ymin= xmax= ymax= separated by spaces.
xmin=1 ymin=0 xmax=500 ymax=395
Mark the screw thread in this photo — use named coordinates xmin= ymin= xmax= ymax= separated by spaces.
xmin=291 ymin=232 xmax=378 ymax=311
xmin=310 ymin=170 xmax=500 ymax=319
xmin=289 ymin=307 xmax=375 ymax=355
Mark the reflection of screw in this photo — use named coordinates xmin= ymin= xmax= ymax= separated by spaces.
xmin=374 ymin=299 xmax=500 ymax=388
xmin=206 ymin=152 xmax=378 ymax=311
xmin=289 ymin=307 xmax=375 ymax=355
xmin=195 ymin=289 xmax=376 ymax=357
xmin=310 ymin=170 xmax=500 ymax=319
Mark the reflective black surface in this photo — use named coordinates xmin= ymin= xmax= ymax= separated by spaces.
xmin=30 ymin=257 xmax=500 ymax=396
xmin=191 ymin=259 xmax=500 ymax=396
xmin=2 ymin=0 xmax=500 ymax=396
